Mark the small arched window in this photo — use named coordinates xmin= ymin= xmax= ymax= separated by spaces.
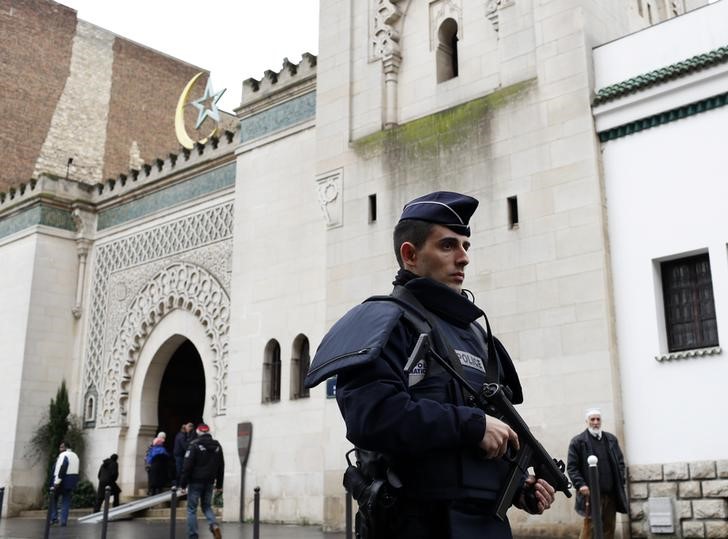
xmin=437 ymin=18 xmax=459 ymax=83
xmin=262 ymin=339 xmax=282 ymax=403
xmin=83 ymin=388 xmax=97 ymax=428
xmin=290 ymin=334 xmax=311 ymax=400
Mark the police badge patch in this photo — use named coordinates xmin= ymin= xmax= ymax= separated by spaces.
xmin=407 ymin=359 xmax=427 ymax=387
xmin=455 ymin=350 xmax=485 ymax=373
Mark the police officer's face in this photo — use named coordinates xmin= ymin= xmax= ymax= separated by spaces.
xmin=406 ymin=224 xmax=470 ymax=292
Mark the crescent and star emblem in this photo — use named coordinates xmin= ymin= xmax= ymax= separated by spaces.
xmin=175 ymin=72 xmax=226 ymax=150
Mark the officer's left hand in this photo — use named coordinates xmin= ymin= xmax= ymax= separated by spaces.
xmin=518 ymin=476 xmax=555 ymax=514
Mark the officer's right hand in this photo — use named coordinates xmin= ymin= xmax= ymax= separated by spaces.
xmin=479 ymin=415 xmax=519 ymax=459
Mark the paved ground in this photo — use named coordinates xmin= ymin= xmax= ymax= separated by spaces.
xmin=0 ymin=518 xmax=348 ymax=538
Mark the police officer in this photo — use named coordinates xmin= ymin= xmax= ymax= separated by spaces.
xmin=305 ymin=191 xmax=555 ymax=538
xmin=180 ymin=424 xmax=224 ymax=539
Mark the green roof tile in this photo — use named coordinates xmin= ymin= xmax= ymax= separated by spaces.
xmin=594 ymin=45 xmax=728 ymax=105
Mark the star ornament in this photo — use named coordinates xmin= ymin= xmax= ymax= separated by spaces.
xmin=191 ymin=77 xmax=226 ymax=130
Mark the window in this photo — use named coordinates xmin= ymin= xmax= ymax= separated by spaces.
xmin=507 ymin=196 xmax=519 ymax=229
xmin=290 ymin=334 xmax=311 ymax=400
xmin=436 ymin=18 xmax=459 ymax=83
xmin=661 ymin=254 xmax=718 ymax=352
xmin=368 ymin=194 xmax=377 ymax=223
xmin=262 ymin=339 xmax=282 ymax=403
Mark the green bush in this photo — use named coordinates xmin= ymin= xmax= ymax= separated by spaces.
xmin=71 ymin=480 xmax=96 ymax=508
xmin=213 ymin=490 xmax=223 ymax=508
xmin=28 ymin=381 xmax=87 ymax=507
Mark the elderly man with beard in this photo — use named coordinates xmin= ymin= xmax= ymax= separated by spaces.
xmin=567 ymin=409 xmax=628 ymax=539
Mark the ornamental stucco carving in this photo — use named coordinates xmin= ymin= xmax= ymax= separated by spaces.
xmin=316 ymin=169 xmax=343 ymax=229
xmin=485 ymin=0 xmax=514 ymax=33
xmin=370 ymin=0 xmax=410 ymax=61
xmin=99 ymin=261 xmax=230 ymax=427
xmin=83 ymin=202 xmax=234 ymax=425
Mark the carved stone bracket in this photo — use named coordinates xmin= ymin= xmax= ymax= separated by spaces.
xmin=485 ymin=0 xmax=514 ymax=33
xmin=98 ymin=262 xmax=230 ymax=427
xmin=370 ymin=0 xmax=410 ymax=61
xmin=316 ymin=169 xmax=343 ymax=229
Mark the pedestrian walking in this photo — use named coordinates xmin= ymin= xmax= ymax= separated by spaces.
xmin=146 ymin=436 xmax=170 ymax=495
xmin=94 ymin=453 xmax=120 ymax=512
xmin=174 ymin=422 xmax=195 ymax=483
xmin=180 ymin=423 xmax=224 ymax=539
xmin=567 ymin=408 xmax=628 ymax=539
xmin=49 ymin=441 xmax=80 ymax=527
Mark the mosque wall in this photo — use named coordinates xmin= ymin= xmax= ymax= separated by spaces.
xmin=312 ymin=0 xmax=643 ymax=533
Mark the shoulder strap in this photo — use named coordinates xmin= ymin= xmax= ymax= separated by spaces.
xmin=389 ymin=286 xmax=467 ymax=378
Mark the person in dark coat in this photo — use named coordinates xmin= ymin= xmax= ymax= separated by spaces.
xmin=304 ymin=192 xmax=556 ymax=538
xmin=567 ymin=408 xmax=628 ymax=539
xmin=180 ymin=423 xmax=224 ymax=539
xmin=173 ymin=422 xmax=195 ymax=483
xmin=145 ymin=436 xmax=170 ymax=495
xmin=94 ymin=453 xmax=121 ymax=512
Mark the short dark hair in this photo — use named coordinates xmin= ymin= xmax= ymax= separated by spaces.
xmin=393 ymin=219 xmax=435 ymax=268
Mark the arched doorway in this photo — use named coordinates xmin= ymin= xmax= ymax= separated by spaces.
xmin=157 ymin=339 xmax=206 ymax=453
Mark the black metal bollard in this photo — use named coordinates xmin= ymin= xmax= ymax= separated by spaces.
xmin=253 ymin=486 xmax=260 ymax=539
xmin=44 ymin=487 xmax=54 ymax=539
xmin=587 ymin=455 xmax=604 ymax=539
xmin=0 ymin=486 xmax=5 ymax=521
xmin=101 ymin=485 xmax=111 ymax=539
xmin=169 ymin=486 xmax=177 ymax=539
xmin=345 ymin=489 xmax=353 ymax=539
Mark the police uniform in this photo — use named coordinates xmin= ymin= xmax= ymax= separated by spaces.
xmin=305 ymin=192 xmax=526 ymax=538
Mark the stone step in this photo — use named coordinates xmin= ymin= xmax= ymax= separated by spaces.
xmin=17 ymin=508 xmax=93 ymax=519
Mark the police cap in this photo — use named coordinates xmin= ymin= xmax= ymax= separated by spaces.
xmin=398 ymin=191 xmax=479 ymax=236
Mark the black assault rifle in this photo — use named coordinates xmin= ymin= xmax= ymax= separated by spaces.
xmin=405 ymin=333 xmax=572 ymax=521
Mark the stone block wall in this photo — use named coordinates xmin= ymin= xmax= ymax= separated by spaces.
xmin=629 ymin=460 xmax=728 ymax=538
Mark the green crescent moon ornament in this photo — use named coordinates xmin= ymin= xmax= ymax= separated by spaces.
xmin=175 ymin=72 xmax=223 ymax=150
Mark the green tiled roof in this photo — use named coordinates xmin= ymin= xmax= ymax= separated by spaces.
xmin=594 ymin=45 xmax=728 ymax=105
xmin=598 ymin=91 xmax=728 ymax=142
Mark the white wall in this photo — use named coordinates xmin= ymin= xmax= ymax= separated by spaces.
xmin=228 ymin=124 xmax=328 ymax=523
xmin=0 ymin=230 xmax=79 ymax=513
xmin=0 ymin=233 xmax=36 ymax=514
xmin=603 ymin=107 xmax=728 ymax=464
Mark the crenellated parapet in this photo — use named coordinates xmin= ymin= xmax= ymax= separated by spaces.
xmin=239 ymin=53 xmax=317 ymax=114
xmin=0 ymin=127 xmax=238 ymax=241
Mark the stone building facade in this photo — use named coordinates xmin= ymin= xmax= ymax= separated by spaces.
xmin=0 ymin=0 xmax=723 ymax=538
xmin=0 ymin=0 xmax=218 ymax=191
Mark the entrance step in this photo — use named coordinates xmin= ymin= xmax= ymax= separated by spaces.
xmin=16 ymin=508 xmax=93 ymax=519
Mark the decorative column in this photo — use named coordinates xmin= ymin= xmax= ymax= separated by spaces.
xmin=71 ymin=208 xmax=91 ymax=319
xmin=371 ymin=0 xmax=410 ymax=129
xmin=383 ymin=52 xmax=402 ymax=129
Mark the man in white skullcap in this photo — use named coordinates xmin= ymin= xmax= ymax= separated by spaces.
xmin=567 ymin=408 xmax=627 ymax=539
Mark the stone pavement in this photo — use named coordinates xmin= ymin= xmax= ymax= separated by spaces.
xmin=0 ymin=518 xmax=347 ymax=538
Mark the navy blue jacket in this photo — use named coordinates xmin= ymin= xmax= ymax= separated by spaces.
xmin=306 ymin=275 xmax=523 ymax=502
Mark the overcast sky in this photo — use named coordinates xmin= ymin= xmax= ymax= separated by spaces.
xmin=58 ymin=1 xmax=320 ymax=112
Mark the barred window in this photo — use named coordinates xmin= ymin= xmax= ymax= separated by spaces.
xmin=262 ymin=339 xmax=282 ymax=403
xmin=661 ymin=254 xmax=718 ymax=352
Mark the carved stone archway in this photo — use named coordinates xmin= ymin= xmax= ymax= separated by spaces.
xmin=99 ymin=262 xmax=229 ymax=427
